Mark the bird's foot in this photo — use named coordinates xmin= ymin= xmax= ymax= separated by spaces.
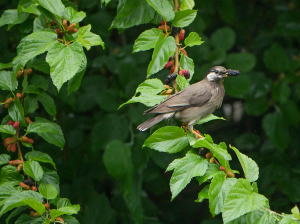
xmin=181 ymin=122 xmax=188 ymax=129
xmin=191 ymin=129 xmax=204 ymax=139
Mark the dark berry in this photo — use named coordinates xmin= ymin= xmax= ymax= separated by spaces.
xmin=172 ymin=27 xmax=179 ymax=35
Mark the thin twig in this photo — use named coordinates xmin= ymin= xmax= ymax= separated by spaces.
xmin=172 ymin=0 xmax=180 ymax=93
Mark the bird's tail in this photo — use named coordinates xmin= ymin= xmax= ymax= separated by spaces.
xmin=137 ymin=114 xmax=166 ymax=131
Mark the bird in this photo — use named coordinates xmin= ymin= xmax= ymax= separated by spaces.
xmin=137 ymin=66 xmax=240 ymax=138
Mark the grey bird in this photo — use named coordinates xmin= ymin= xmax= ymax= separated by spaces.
xmin=137 ymin=66 xmax=240 ymax=138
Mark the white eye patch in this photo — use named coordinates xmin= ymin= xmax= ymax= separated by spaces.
xmin=207 ymin=72 xmax=218 ymax=81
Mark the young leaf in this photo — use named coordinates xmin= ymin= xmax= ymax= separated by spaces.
xmin=35 ymin=117 xmax=65 ymax=148
xmin=133 ymin=28 xmax=163 ymax=53
xmin=38 ymin=166 xmax=60 ymax=193
xmin=46 ymin=41 xmax=85 ymax=91
xmin=63 ymin=7 xmax=86 ymax=23
xmin=0 ymin=71 xmax=17 ymax=91
xmin=184 ymin=32 xmax=204 ymax=47
xmin=25 ymin=151 xmax=56 ymax=170
xmin=0 ymin=165 xmax=24 ymax=186
xmin=177 ymin=75 xmax=190 ymax=91
xmin=0 ymin=154 xmax=10 ymax=166
xmin=291 ymin=206 xmax=300 ymax=220
xmin=67 ymin=55 xmax=87 ymax=94
xmin=172 ymin=9 xmax=197 ymax=27
xmin=27 ymin=122 xmax=61 ymax=134
xmin=36 ymin=92 xmax=56 ymax=116
xmin=145 ymin=0 xmax=175 ymax=21
xmin=12 ymin=30 xmax=57 ymax=71
xmin=193 ymin=139 xmax=232 ymax=167
xmin=8 ymin=98 xmax=26 ymax=127
xmin=222 ymin=179 xmax=268 ymax=223
xmin=197 ymin=163 xmax=222 ymax=186
xmin=230 ymin=145 xmax=259 ymax=182
xmin=246 ymin=209 xmax=278 ymax=224
xmin=32 ymin=0 xmax=65 ymax=18
xmin=179 ymin=55 xmax=194 ymax=80
xmin=23 ymin=161 xmax=44 ymax=181
xmin=0 ymin=125 xmax=16 ymax=135
xmin=196 ymin=114 xmax=225 ymax=125
xmin=39 ymin=183 xmax=58 ymax=200
xmin=119 ymin=78 xmax=167 ymax=108
xmin=20 ymin=197 xmax=46 ymax=215
xmin=110 ymin=0 xmax=156 ymax=29
xmin=167 ymin=153 xmax=208 ymax=199
xmin=195 ymin=185 xmax=209 ymax=203
xmin=208 ymin=173 xmax=237 ymax=217
xmin=147 ymin=34 xmax=176 ymax=77
xmin=144 ymin=126 xmax=189 ymax=153
xmin=77 ymin=25 xmax=104 ymax=50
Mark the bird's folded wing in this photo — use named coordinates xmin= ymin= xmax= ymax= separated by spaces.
xmin=144 ymin=84 xmax=212 ymax=114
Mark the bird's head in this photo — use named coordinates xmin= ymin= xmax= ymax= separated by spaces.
xmin=206 ymin=66 xmax=240 ymax=82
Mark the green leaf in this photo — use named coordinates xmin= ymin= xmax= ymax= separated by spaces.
xmin=120 ymin=78 xmax=167 ymax=108
xmin=60 ymin=215 xmax=80 ymax=224
xmin=32 ymin=0 xmax=65 ymax=18
xmin=196 ymin=114 xmax=225 ymax=125
xmin=24 ymin=94 xmax=38 ymax=114
xmin=31 ymin=75 xmax=48 ymax=91
xmin=103 ymin=141 xmax=133 ymax=181
xmin=57 ymin=198 xmax=72 ymax=208
xmin=291 ymin=206 xmax=300 ymax=220
xmin=39 ymin=183 xmax=58 ymax=200
xmin=211 ymin=27 xmax=236 ymax=51
xmin=193 ymin=139 xmax=232 ymax=168
xmin=179 ymin=0 xmax=195 ymax=10
xmin=20 ymin=197 xmax=46 ymax=215
xmin=144 ymin=126 xmax=189 ymax=153
xmin=222 ymin=179 xmax=268 ymax=223
xmin=209 ymin=173 xmax=237 ymax=217
xmin=279 ymin=216 xmax=300 ymax=224
xmin=13 ymin=30 xmax=57 ymax=72
xmin=179 ymin=55 xmax=194 ymax=79
xmin=281 ymin=100 xmax=300 ymax=126
xmin=146 ymin=0 xmax=175 ymax=21
xmin=147 ymin=35 xmax=176 ymax=77
xmin=0 ymin=71 xmax=17 ymax=91
xmin=0 ymin=62 xmax=12 ymax=70
xmin=50 ymin=206 xmax=79 ymax=219
xmin=25 ymin=151 xmax=56 ymax=170
xmin=0 ymin=125 xmax=16 ymax=135
xmin=110 ymin=0 xmax=156 ymax=29
xmin=6 ymin=206 xmax=28 ymax=224
xmin=8 ymin=98 xmax=26 ymax=127
xmin=76 ymin=25 xmax=104 ymax=50
xmin=63 ymin=6 xmax=86 ymax=23
xmin=172 ymin=9 xmax=197 ymax=27
xmin=33 ymin=14 xmax=46 ymax=31
xmin=35 ymin=117 xmax=65 ymax=148
xmin=0 ymin=9 xmax=29 ymax=28
xmin=46 ymin=41 xmax=85 ymax=91
xmin=30 ymin=59 xmax=50 ymax=74
xmin=0 ymin=191 xmax=43 ymax=217
xmin=272 ymin=82 xmax=290 ymax=104
xmin=36 ymin=92 xmax=56 ymax=116
xmin=246 ymin=209 xmax=278 ymax=224
xmin=133 ymin=28 xmax=162 ymax=53
xmin=197 ymin=163 xmax=222 ymax=186
xmin=184 ymin=32 xmax=204 ymax=47
xmin=244 ymin=97 xmax=269 ymax=116
xmin=15 ymin=214 xmax=35 ymax=224
xmin=262 ymin=112 xmax=290 ymax=151
xmin=264 ymin=43 xmax=289 ymax=73
xmin=38 ymin=167 xmax=60 ymax=194
xmin=23 ymin=161 xmax=44 ymax=181
xmin=167 ymin=153 xmax=208 ymax=199
xmin=0 ymin=165 xmax=24 ymax=186
xmin=27 ymin=122 xmax=60 ymax=134
xmin=230 ymin=146 xmax=259 ymax=182
xmin=67 ymin=55 xmax=87 ymax=94
xmin=225 ymin=52 xmax=256 ymax=73
xmin=177 ymin=75 xmax=190 ymax=91
xmin=195 ymin=185 xmax=209 ymax=202
xmin=0 ymin=155 xmax=10 ymax=166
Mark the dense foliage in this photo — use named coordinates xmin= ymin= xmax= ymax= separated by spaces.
xmin=0 ymin=0 xmax=300 ymax=223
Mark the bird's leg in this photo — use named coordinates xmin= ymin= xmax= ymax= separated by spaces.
xmin=188 ymin=124 xmax=204 ymax=139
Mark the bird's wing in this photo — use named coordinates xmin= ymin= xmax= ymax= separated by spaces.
xmin=144 ymin=81 xmax=212 ymax=114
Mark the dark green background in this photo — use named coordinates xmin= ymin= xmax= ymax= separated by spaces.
xmin=1 ymin=0 xmax=300 ymax=223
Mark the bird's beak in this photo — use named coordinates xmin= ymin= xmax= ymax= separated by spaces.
xmin=225 ymin=69 xmax=240 ymax=77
